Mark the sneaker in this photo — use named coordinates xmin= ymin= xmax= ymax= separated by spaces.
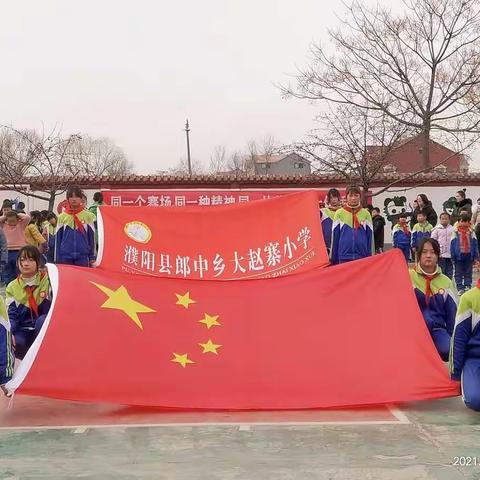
xmin=458 ymin=289 xmax=465 ymax=296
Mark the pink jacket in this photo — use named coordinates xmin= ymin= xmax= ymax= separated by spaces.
xmin=431 ymin=224 xmax=454 ymax=258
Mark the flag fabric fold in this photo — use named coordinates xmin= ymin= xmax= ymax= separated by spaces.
xmin=7 ymin=249 xmax=459 ymax=409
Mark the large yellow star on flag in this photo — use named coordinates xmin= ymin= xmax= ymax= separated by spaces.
xmin=199 ymin=339 xmax=222 ymax=355
xmin=175 ymin=292 xmax=196 ymax=309
xmin=91 ymin=282 xmax=156 ymax=330
xmin=199 ymin=313 xmax=221 ymax=329
xmin=172 ymin=352 xmax=195 ymax=368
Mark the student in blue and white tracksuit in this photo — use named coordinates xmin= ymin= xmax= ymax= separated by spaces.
xmin=450 ymin=280 xmax=480 ymax=411
xmin=410 ymin=238 xmax=457 ymax=361
xmin=320 ymin=188 xmax=341 ymax=253
xmin=0 ymin=295 xmax=14 ymax=393
xmin=330 ymin=185 xmax=374 ymax=265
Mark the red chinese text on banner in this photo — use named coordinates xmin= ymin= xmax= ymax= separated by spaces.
xmin=96 ymin=191 xmax=328 ymax=280
xmin=101 ymin=189 xmax=331 ymax=208
xmin=7 ymin=249 xmax=459 ymax=409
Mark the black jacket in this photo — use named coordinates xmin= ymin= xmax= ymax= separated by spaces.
xmin=411 ymin=202 xmax=438 ymax=229
xmin=373 ymin=215 xmax=386 ymax=250
xmin=452 ymin=198 xmax=473 ymax=223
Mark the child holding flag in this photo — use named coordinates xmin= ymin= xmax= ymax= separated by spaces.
xmin=450 ymin=279 xmax=480 ymax=411
xmin=410 ymin=238 xmax=457 ymax=361
xmin=6 ymin=245 xmax=52 ymax=359
xmin=392 ymin=213 xmax=411 ymax=263
xmin=451 ymin=213 xmax=478 ymax=295
xmin=0 ymin=294 xmax=14 ymax=394
xmin=320 ymin=188 xmax=341 ymax=253
xmin=330 ymin=185 xmax=374 ymax=264
xmin=55 ymin=186 xmax=96 ymax=267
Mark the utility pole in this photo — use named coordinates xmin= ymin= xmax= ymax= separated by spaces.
xmin=184 ymin=119 xmax=192 ymax=175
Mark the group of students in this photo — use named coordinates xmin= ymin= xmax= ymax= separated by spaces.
xmin=319 ymin=185 xmax=480 ymax=412
xmin=0 ymin=186 xmax=101 ymax=394
xmin=392 ymin=200 xmax=478 ymax=296
xmin=0 ymin=184 xmax=479 ymax=411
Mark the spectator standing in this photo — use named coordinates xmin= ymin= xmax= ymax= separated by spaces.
xmin=55 ymin=186 xmax=96 ymax=267
xmin=392 ymin=213 xmax=411 ymax=263
xmin=411 ymin=212 xmax=433 ymax=253
xmin=0 ymin=211 xmax=30 ymax=284
xmin=25 ymin=211 xmax=47 ymax=251
xmin=431 ymin=212 xmax=454 ymax=279
xmin=45 ymin=213 xmax=57 ymax=264
xmin=320 ymin=188 xmax=341 ymax=253
xmin=451 ymin=213 xmax=478 ymax=295
xmin=88 ymin=192 xmax=104 ymax=218
xmin=330 ymin=185 xmax=374 ymax=264
xmin=411 ymin=194 xmax=438 ymax=229
xmin=371 ymin=207 xmax=385 ymax=254
xmin=452 ymin=189 xmax=472 ymax=224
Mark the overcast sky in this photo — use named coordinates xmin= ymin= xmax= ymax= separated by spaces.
xmin=0 ymin=0 xmax=351 ymax=173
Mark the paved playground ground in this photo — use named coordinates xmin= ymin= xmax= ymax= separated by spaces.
xmin=0 ymin=394 xmax=479 ymax=479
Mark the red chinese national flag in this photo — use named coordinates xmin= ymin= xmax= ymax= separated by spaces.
xmin=96 ymin=190 xmax=328 ymax=280
xmin=9 ymin=250 xmax=459 ymax=408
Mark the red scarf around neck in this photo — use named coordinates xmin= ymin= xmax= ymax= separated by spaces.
xmin=458 ymin=224 xmax=471 ymax=254
xmin=419 ymin=269 xmax=440 ymax=304
xmin=399 ymin=221 xmax=410 ymax=235
xmin=24 ymin=284 xmax=39 ymax=318
xmin=343 ymin=205 xmax=362 ymax=229
xmin=65 ymin=206 xmax=86 ymax=234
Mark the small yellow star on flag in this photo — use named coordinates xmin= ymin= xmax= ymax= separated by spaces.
xmin=175 ymin=292 xmax=196 ymax=309
xmin=91 ymin=282 xmax=156 ymax=330
xmin=199 ymin=313 xmax=221 ymax=329
xmin=199 ymin=339 xmax=222 ymax=355
xmin=172 ymin=353 xmax=195 ymax=368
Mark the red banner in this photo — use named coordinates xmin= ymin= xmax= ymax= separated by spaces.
xmin=97 ymin=191 xmax=328 ymax=280
xmin=101 ymin=189 xmax=331 ymax=208
xmin=7 ymin=250 xmax=459 ymax=408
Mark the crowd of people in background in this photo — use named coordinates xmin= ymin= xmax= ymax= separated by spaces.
xmin=1 ymin=184 xmax=480 ymax=412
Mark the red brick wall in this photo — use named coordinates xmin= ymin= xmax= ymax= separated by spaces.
xmin=385 ymin=137 xmax=464 ymax=173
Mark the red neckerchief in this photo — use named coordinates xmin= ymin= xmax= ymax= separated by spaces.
xmin=417 ymin=267 xmax=440 ymax=305
xmin=476 ymin=279 xmax=480 ymax=289
xmin=458 ymin=224 xmax=471 ymax=253
xmin=399 ymin=220 xmax=410 ymax=235
xmin=343 ymin=205 xmax=362 ymax=229
xmin=65 ymin=206 xmax=86 ymax=234
xmin=17 ymin=274 xmax=42 ymax=318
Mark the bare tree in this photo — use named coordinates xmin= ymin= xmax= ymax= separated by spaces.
xmin=281 ymin=0 xmax=480 ymax=167
xmin=209 ymin=145 xmax=227 ymax=173
xmin=168 ymin=157 xmax=204 ymax=175
xmin=0 ymin=126 xmax=132 ymax=210
xmin=72 ymin=136 xmax=134 ymax=176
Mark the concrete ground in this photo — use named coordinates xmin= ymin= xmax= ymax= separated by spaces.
xmin=0 ymin=395 xmax=479 ymax=479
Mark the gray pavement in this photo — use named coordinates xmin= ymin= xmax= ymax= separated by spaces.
xmin=0 ymin=397 xmax=479 ymax=479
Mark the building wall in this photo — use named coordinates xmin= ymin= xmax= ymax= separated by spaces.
xmin=386 ymin=137 xmax=464 ymax=173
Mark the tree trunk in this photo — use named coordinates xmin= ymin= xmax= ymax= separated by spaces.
xmin=48 ymin=192 xmax=56 ymax=212
xmin=422 ymin=124 xmax=430 ymax=170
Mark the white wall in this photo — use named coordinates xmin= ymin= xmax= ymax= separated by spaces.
xmin=3 ymin=185 xmax=478 ymax=244
xmin=371 ymin=186 xmax=480 ymax=243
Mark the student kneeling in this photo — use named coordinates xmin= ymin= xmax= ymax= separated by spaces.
xmin=450 ymin=283 xmax=480 ymax=411
xmin=410 ymin=238 xmax=457 ymax=361
xmin=6 ymin=246 xmax=51 ymax=359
